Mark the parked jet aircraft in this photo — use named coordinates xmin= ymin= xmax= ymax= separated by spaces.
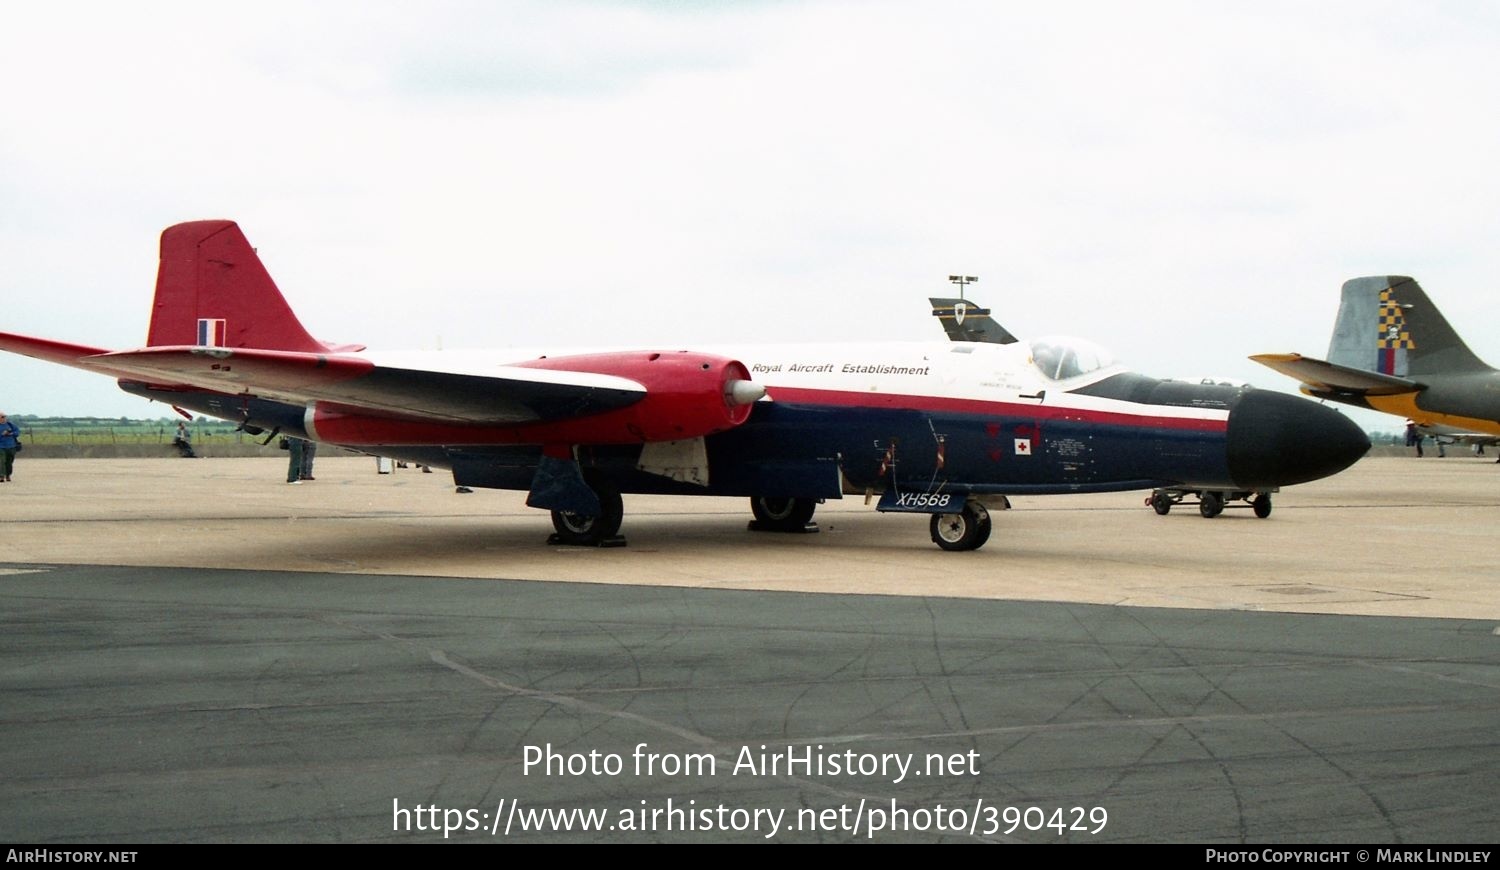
xmin=0 ymin=221 xmax=1369 ymax=549
xmin=1252 ymin=276 xmax=1500 ymax=438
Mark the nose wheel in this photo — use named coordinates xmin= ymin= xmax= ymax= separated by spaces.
xmin=930 ymin=501 xmax=993 ymax=551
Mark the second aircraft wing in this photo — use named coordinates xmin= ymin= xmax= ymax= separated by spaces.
xmin=1250 ymin=353 xmax=1422 ymax=397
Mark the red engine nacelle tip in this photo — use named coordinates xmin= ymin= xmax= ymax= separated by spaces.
xmin=516 ymin=350 xmax=760 ymax=442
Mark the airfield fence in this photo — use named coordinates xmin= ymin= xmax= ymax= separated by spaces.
xmin=10 ymin=419 xmax=288 ymax=458
xmin=22 ymin=426 xmax=261 ymax=447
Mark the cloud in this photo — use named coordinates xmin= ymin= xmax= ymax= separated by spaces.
xmin=2 ymin=0 xmax=1499 ymax=431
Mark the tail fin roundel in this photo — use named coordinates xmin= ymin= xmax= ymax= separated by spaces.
xmin=146 ymin=220 xmax=346 ymax=353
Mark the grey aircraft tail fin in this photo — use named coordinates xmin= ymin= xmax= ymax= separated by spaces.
xmin=928 ymin=297 xmax=1018 ymax=344
xmin=1328 ymin=276 xmax=1490 ymax=377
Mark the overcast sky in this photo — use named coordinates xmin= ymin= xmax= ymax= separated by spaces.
xmin=4 ymin=1 xmax=1498 ymax=433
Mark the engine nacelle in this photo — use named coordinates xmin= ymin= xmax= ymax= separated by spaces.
xmin=512 ymin=350 xmax=760 ymax=443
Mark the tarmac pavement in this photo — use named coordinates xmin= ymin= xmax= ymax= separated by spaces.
xmin=1 ymin=455 xmax=1497 ymax=842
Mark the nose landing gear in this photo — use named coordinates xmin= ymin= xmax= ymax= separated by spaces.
xmin=930 ymin=501 xmax=993 ymax=551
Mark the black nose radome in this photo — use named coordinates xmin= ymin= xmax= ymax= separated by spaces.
xmin=1227 ymin=390 xmax=1369 ymax=488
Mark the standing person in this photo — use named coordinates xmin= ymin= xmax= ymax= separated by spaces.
xmin=172 ymin=420 xmax=196 ymax=458
xmin=299 ymin=439 xmax=317 ymax=481
xmin=1404 ymin=420 xmax=1424 ymax=458
xmin=286 ymin=437 xmax=318 ymax=483
xmin=0 ymin=412 xmax=19 ymax=482
xmin=286 ymin=437 xmax=305 ymax=484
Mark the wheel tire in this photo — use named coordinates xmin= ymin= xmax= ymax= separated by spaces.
xmin=970 ymin=504 xmax=993 ymax=549
xmin=550 ymin=485 xmax=623 ymax=545
xmin=750 ymin=496 xmax=816 ymax=531
xmin=1252 ymin=493 xmax=1272 ymax=519
xmin=1150 ymin=491 xmax=1172 ymax=515
xmin=1199 ymin=491 xmax=1224 ymax=519
xmin=930 ymin=502 xmax=990 ymax=551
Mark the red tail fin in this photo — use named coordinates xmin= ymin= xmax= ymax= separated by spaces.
xmin=147 ymin=220 xmax=332 ymax=352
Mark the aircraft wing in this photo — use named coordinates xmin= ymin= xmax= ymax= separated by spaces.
xmin=0 ymin=331 xmax=647 ymax=424
xmin=1415 ymin=423 xmax=1500 ymax=447
xmin=0 ymin=332 xmax=145 ymax=380
xmin=1249 ymin=353 xmax=1422 ymax=397
xmin=85 ymin=346 xmax=646 ymax=424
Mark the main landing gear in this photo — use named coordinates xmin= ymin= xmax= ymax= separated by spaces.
xmin=1148 ymin=489 xmax=1273 ymax=519
xmin=929 ymin=501 xmax=993 ymax=551
xmin=747 ymin=496 xmax=819 ymax=533
xmin=548 ymin=482 xmax=626 ymax=547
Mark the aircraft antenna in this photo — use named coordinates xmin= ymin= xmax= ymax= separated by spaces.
xmin=947 ymin=274 xmax=978 ymax=302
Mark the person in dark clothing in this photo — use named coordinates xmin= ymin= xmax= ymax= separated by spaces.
xmin=286 ymin=437 xmax=317 ymax=483
xmin=1404 ymin=420 xmax=1424 ymax=458
xmin=0 ymin=412 xmax=19 ymax=482
xmin=172 ymin=421 xmax=197 ymax=458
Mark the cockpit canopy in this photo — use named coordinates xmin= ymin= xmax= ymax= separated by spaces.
xmin=1027 ymin=335 xmax=1117 ymax=382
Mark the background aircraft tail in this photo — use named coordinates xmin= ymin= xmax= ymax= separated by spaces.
xmin=1327 ymin=276 xmax=1489 ymax=377
xmin=147 ymin=220 xmax=356 ymax=352
xmin=928 ymin=297 xmax=1018 ymax=344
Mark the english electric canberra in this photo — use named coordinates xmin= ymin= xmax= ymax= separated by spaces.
xmin=0 ymin=222 xmax=1369 ymax=550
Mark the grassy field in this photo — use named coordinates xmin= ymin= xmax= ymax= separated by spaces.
xmin=12 ymin=416 xmax=267 ymax=447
